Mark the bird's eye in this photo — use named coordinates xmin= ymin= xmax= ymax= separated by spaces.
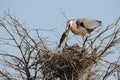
xmin=68 ymin=24 xmax=71 ymax=28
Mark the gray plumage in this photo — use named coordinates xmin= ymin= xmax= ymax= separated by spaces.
xmin=76 ymin=18 xmax=102 ymax=29
xmin=58 ymin=18 xmax=102 ymax=47
xmin=67 ymin=18 xmax=102 ymax=37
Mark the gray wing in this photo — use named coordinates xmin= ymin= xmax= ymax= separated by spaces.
xmin=76 ymin=18 xmax=102 ymax=29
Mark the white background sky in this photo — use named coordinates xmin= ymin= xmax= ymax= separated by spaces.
xmin=0 ymin=0 xmax=120 ymax=80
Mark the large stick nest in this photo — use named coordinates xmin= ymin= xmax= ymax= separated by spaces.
xmin=0 ymin=12 xmax=120 ymax=80
xmin=40 ymin=16 xmax=120 ymax=79
xmin=41 ymin=44 xmax=98 ymax=80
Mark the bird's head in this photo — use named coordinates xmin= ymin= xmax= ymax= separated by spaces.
xmin=66 ymin=20 xmax=76 ymax=30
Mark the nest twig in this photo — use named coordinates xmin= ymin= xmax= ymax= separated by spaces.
xmin=41 ymin=44 xmax=98 ymax=80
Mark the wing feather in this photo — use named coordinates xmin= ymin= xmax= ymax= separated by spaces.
xmin=76 ymin=18 xmax=102 ymax=29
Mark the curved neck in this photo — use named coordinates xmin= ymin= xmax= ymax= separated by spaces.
xmin=70 ymin=23 xmax=79 ymax=34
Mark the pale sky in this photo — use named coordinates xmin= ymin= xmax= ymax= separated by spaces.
xmin=0 ymin=0 xmax=120 ymax=27
xmin=1 ymin=0 xmax=120 ymax=45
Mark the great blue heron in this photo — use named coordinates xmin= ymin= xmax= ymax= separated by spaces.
xmin=58 ymin=18 xmax=102 ymax=47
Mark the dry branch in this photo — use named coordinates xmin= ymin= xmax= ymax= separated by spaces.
xmin=0 ymin=11 xmax=120 ymax=80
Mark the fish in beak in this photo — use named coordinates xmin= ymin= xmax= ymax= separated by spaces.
xmin=58 ymin=28 xmax=70 ymax=47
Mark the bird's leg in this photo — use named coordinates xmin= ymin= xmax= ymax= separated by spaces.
xmin=84 ymin=36 xmax=88 ymax=42
xmin=81 ymin=36 xmax=88 ymax=56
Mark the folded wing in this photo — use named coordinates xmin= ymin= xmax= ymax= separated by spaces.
xmin=76 ymin=18 xmax=102 ymax=29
